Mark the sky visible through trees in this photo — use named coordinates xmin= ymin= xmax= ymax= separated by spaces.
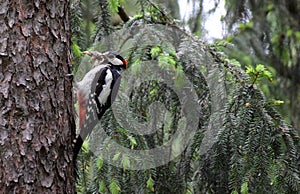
xmin=179 ymin=0 xmax=225 ymax=40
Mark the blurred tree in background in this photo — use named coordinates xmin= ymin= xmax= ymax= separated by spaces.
xmin=71 ymin=0 xmax=300 ymax=193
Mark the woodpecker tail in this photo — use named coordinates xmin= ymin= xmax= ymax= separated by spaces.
xmin=73 ymin=92 xmax=100 ymax=162
xmin=73 ymin=136 xmax=83 ymax=163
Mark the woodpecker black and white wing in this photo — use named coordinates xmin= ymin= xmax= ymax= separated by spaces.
xmin=92 ymin=67 xmax=117 ymax=117
xmin=74 ymin=65 xmax=122 ymax=162
xmin=74 ymin=66 xmax=106 ymax=161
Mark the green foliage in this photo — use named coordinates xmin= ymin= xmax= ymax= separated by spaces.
xmin=151 ymin=45 xmax=183 ymax=87
xmin=246 ymin=64 xmax=272 ymax=85
xmin=270 ymin=99 xmax=284 ymax=106
xmin=108 ymin=0 xmax=125 ymax=14
xmin=128 ymin=135 xmax=137 ymax=149
xmin=72 ymin=42 xmax=82 ymax=58
xmin=73 ymin=1 xmax=300 ymax=193
xmin=150 ymin=45 xmax=162 ymax=58
xmin=231 ymin=190 xmax=238 ymax=194
xmin=238 ymin=21 xmax=253 ymax=31
xmin=146 ymin=176 xmax=154 ymax=192
xmin=121 ymin=154 xmax=130 ymax=171
xmin=174 ymin=65 xmax=184 ymax=88
xmin=130 ymin=58 xmax=141 ymax=75
xmin=241 ymin=182 xmax=248 ymax=194
xmin=134 ymin=0 xmax=173 ymax=24
xmin=71 ymin=40 xmax=82 ymax=73
xmin=109 ymin=179 xmax=121 ymax=194
xmin=97 ymin=157 xmax=103 ymax=170
xmin=222 ymin=0 xmax=300 ymax=131
xmin=196 ymin=83 xmax=300 ymax=193
xmin=99 ymin=180 xmax=106 ymax=193
xmin=134 ymin=14 xmax=144 ymax=19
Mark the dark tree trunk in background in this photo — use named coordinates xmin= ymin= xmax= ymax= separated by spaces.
xmin=0 ymin=0 xmax=76 ymax=193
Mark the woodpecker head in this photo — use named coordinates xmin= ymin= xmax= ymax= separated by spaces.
xmin=82 ymin=51 xmax=128 ymax=69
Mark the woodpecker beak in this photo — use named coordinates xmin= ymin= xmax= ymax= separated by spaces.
xmin=82 ymin=51 xmax=92 ymax=56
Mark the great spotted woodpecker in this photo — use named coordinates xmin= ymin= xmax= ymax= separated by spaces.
xmin=73 ymin=51 xmax=128 ymax=161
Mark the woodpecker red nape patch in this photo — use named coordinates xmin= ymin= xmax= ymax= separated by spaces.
xmin=123 ymin=59 xmax=128 ymax=67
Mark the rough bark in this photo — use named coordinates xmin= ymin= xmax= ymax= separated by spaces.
xmin=0 ymin=0 xmax=76 ymax=193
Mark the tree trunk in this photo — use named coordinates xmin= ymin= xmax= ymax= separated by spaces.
xmin=0 ymin=0 xmax=76 ymax=193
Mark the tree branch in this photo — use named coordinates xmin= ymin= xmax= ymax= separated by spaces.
xmin=118 ymin=7 xmax=130 ymax=23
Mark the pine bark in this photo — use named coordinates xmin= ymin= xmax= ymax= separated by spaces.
xmin=0 ymin=0 xmax=76 ymax=193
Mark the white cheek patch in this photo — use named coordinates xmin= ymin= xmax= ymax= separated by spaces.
xmin=110 ymin=58 xmax=123 ymax=66
xmin=98 ymin=69 xmax=113 ymax=105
